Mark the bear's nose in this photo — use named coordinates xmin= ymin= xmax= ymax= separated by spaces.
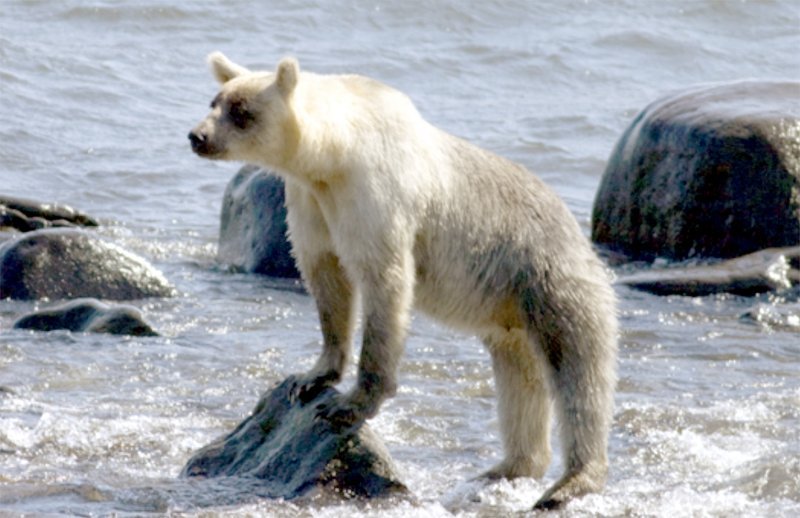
xmin=188 ymin=131 xmax=208 ymax=154
xmin=188 ymin=131 xmax=204 ymax=147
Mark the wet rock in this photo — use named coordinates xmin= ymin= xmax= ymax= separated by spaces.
xmin=592 ymin=80 xmax=800 ymax=262
xmin=13 ymin=298 xmax=158 ymax=336
xmin=616 ymin=246 xmax=800 ymax=296
xmin=218 ymin=165 xmax=300 ymax=278
xmin=0 ymin=195 xmax=98 ymax=232
xmin=0 ymin=228 xmax=174 ymax=301
xmin=181 ymin=375 xmax=407 ymax=500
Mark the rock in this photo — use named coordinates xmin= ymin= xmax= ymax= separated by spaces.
xmin=0 ymin=228 xmax=174 ymax=301
xmin=616 ymin=246 xmax=800 ymax=297
xmin=0 ymin=195 xmax=98 ymax=232
xmin=218 ymin=165 xmax=300 ymax=278
xmin=13 ymin=298 xmax=158 ymax=336
xmin=592 ymin=80 xmax=800 ymax=262
xmin=181 ymin=375 xmax=408 ymax=500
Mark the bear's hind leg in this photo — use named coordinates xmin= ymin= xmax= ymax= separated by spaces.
xmin=526 ymin=280 xmax=617 ymax=510
xmin=533 ymin=373 xmax=612 ymax=511
xmin=481 ymin=329 xmax=552 ymax=480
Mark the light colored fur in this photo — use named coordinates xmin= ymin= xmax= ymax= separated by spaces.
xmin=190 ymin=53 xmax=618 ymax=509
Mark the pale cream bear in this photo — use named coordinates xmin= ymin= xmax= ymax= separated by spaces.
xmin=189 ymin=53 xmax=618 ymax=510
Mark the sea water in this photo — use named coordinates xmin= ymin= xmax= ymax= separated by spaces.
xmin=1 ymin=1 xmax=799 ymax=516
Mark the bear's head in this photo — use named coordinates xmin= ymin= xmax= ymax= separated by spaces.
xmin=189 ymin=53 xmax=300 ymax=169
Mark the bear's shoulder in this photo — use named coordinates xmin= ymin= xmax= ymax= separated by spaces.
xmin=302 ymin=73 xmax=416 ymax=118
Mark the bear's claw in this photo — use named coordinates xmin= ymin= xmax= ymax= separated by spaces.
xmin=314 ymin=396 xmax=363 ymax=430
xmin=532 ymin=495 xmax=565 ymax=511
xmin=288 ymin=371 xmax=339 ymax=405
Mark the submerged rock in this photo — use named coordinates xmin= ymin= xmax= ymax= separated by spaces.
xmin=0 ymin=228 xmax=174 ymax=301
xmin=181 ymin=375 xmax=407 ymax=500
xmin=593 ymin=80 xmax=800 ymax=262
xmin=616 ymin=246 xmax=800 ymax=296
xmin=13 ymin=298 xmax=158 ymax=336
xmin=218 ymin=165 xmax=300 ymax=278
xmin=0 ymin=195 xmax=98 ymax=232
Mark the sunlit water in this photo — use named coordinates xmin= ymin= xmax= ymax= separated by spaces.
xmin=1 ymin=1 xmax=799 ymax=516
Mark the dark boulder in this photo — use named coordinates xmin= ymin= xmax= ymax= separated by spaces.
xmin=218 ymin=165 xmax=300 ymax=278
xmin=181 ymin=375 xmax=407 ymax=500
xmin=592 ymin=80 xmax=800 ymax=262
xmin=13 ymin=298 xmax=158 ymax=336
xmin=0 ymin=195 xmax=98 ymax=232
xmin=0 ymin=228 xmax=174 ymax=300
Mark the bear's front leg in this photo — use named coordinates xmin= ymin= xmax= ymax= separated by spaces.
xmin=291 ymin=251 xmax=356 ymax=403
xmin=316 ymin=250 xmax=414 ymax=427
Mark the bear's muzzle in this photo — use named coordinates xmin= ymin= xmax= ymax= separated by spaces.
xmin=188 ymin=130 xmax=212 ymax=156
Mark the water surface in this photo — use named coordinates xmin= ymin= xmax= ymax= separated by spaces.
xmin=1 ymin=1 xmax=799 ymax=516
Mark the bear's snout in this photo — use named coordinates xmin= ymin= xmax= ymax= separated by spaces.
xmin=188 ymin=130 xmax=204 ymax=149
xmin=188 ymin=130 xmax=212 ymax=156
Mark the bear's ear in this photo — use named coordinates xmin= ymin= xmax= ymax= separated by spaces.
xmin=208 ymin=52 xmax=249 ymax=85
xmin=275 ymin=57 xmax=299 ymax=96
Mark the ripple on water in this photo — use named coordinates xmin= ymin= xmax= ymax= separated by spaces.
xmin=1 ymin=0 xmax=800 ymax=515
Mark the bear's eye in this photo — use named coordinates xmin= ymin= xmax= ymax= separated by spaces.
xmin=228 ymin=101 xmax=256 ymax=130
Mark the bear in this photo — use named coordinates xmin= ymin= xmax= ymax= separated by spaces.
xmin=189 ymin=53 xmax=618 ymax=510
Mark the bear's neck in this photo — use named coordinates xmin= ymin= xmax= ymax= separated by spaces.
xmin=280 ymin=93 xmax=358 ymax=184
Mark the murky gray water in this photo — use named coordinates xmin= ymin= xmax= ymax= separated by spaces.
xmin=1 ymin=1 xmax=799 ymax=516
